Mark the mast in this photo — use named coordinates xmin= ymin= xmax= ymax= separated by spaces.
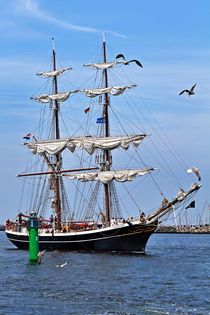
xmin=103 ymin=33 xmax=111 ymax=224
xmin=52 ymin=38 xmax=61 ymax=229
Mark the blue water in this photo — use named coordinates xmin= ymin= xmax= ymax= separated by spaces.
xmin=0 ymin=232 xmax=209 ymax=315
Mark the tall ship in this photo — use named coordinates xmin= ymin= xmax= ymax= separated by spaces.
xmin=5 ymin=36 xmax=201 ymax=253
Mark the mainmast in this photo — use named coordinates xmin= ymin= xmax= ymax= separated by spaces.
xmin=52 ymin=38 xmax=61 ymax=229
xmin=103 ymin=33 xmax=111 ymax=224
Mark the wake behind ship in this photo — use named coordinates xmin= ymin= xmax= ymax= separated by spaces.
xmin=5 ymin=36 xmax=201 ymax=252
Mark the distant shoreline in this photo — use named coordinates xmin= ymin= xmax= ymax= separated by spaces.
xmin=155 ymin=231 xmax=210 ymax=234
xmin=155 ymin=225 xmax=210 ymax=234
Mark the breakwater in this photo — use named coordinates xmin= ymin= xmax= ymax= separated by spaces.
xmin=155 ymin=225 xmax=210 ymax=234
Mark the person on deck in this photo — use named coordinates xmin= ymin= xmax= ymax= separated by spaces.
xmin=111 ymin=217 xmax=115 ymax=227
xmin=140 ymin=212 xmax=146 ymax=223
xmin=17 ymin=212 xmax=23 ymax=224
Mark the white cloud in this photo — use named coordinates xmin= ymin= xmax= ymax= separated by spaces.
xmin=20 ymin=0 xmax=126 ymax=38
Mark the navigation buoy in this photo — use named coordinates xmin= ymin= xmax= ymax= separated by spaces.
xmin=27 ymin=212 xmax=39 ymax=262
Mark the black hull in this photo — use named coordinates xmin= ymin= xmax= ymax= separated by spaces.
xmin=5 ymin=222 xmax=157 ymax=253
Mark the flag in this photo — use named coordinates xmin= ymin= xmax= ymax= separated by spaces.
xmin=84 ymin=107 xmax=90 ymax=114
xmin=23 ymin=133 xmax=31 ymax=140
xmin=185 ymin=200 xmax=195 ymax=209
xmin=96 ymin=116 xmax=106 ymax=123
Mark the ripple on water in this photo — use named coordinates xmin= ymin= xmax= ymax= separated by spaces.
xmin=0 ymin=233 xmax=210 ymax=314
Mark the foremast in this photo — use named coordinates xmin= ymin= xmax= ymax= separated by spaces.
xmin=103 ymin=34 xmax=111 ymax=224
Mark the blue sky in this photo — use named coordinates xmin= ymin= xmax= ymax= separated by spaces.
xmin=0 ymin=0 xmax=210 ymax=223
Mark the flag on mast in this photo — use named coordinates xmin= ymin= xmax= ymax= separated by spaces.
xmin=23 ymin=133 xmax=31 ymax=140
xmin=185 ymin=200 xmax=195 ymax=209
xmin=96 ymin=117 xmax=106 ymax=123
xmin=84 ymin=107 xmax=90 ymax=114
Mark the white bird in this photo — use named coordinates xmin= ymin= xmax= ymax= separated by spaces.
xmin=116 ymin=54 xmax=143 ymax=68
xmin=56 ymin=261 xmax=68 ymax=268
xmin=38 ymin=250 xmax=46 ymax=264
xmin=187 ymin=166 xmax=201 ymax=181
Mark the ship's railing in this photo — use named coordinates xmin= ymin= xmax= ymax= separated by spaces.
xmin=5 ymin=213 xmax=149 ymax=234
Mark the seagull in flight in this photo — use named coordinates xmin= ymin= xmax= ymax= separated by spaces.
xmin=187 ymin=166 xmax=201 ymax=181
xmin=179 ymin=83 xmax=196 ymax=96
xmin=56 ymin=261 xmax=69 ymax=268
xmin=116 ymin=54 xmax=143 ymax=68
xmin=116 ymin=53 xmax=126 ymax=60
xmin=38 ymin=250 xmax=46 ymax=264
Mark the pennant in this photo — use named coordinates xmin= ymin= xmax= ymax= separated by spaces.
xmin=23 ymin=133 xmax=31 ymax=140
xmin=96 ymin=117 xmax=106 ymax=123
xmin=185 ymin=200 xmax=195 ymax=209
xmin=84 ymin=107 xmax=90 ymax=114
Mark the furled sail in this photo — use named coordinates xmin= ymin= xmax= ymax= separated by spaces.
xmin=31 ymin=85 xmax=135 ymax=103
xmin=36 ymin=67 xmax=72 ymax=77
xmin=27 ymin=134 xmax=147 ymax=156
xmin=64 ymin=168 xmax=156 ymax=184
xmin=31 ymin=91 xmax=71 ymax=103
xmin=77 ymin=85 xmax=136 ymax=98
xmin=84 ymin=62 xmax=118 ymax=69
xmin=84 ymin=60 xmax=140 ymax=70
xmin=48 ymin=165 xmax=56 ymax=190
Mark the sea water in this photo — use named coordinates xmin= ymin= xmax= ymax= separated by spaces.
xmin=0 ymin=232 xmax=209 ymax=315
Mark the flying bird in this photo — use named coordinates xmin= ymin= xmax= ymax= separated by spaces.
xmin=125 ymin=59 xmax=143 ymax=67
xmin=187 ymin=166 xmax=201 ymax=181
xmin=56 ymin=261 xmax=68 ymax=268
xmin=38 ymin=250 xmax=46 ymax=264
xmin=116 ymin=53 xmax=125 ymax=60
xmin=179 ymin=83 xmax=196 ymax=96
xmin=116 ymin=54 xmax=143 ymax=68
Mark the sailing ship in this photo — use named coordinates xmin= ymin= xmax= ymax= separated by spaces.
xmin=5 ymin=36 xmax=201 ymax=253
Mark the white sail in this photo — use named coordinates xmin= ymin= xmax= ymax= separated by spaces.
xmin=47 ymin=165 xmax=56 ymax=191
xmin=31 ymin=85 xmax=135 ymax=103
xmin=77 ymin=85 xmax=136 ymax=98
xmin=27 ymin=134 xmax=147 ymax=156
xmin=36 ymin=67 xmax=72 ymax=77
xmin=84 ymin=60 xmax=140 ymax=70
xmin=31 ymin=91 xmax=71 ymax=103
xmin=84 ymin=62 xmax=118 ymax=69
xmin=64 ymin=168 xmax=156 ymax=184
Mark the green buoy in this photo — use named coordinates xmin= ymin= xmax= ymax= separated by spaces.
xmin=27 ymin=213 xmax=39 ymax=262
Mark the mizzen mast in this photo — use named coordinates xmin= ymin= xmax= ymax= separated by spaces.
xmin=103 ymin=33 xmax=111 ymax=224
